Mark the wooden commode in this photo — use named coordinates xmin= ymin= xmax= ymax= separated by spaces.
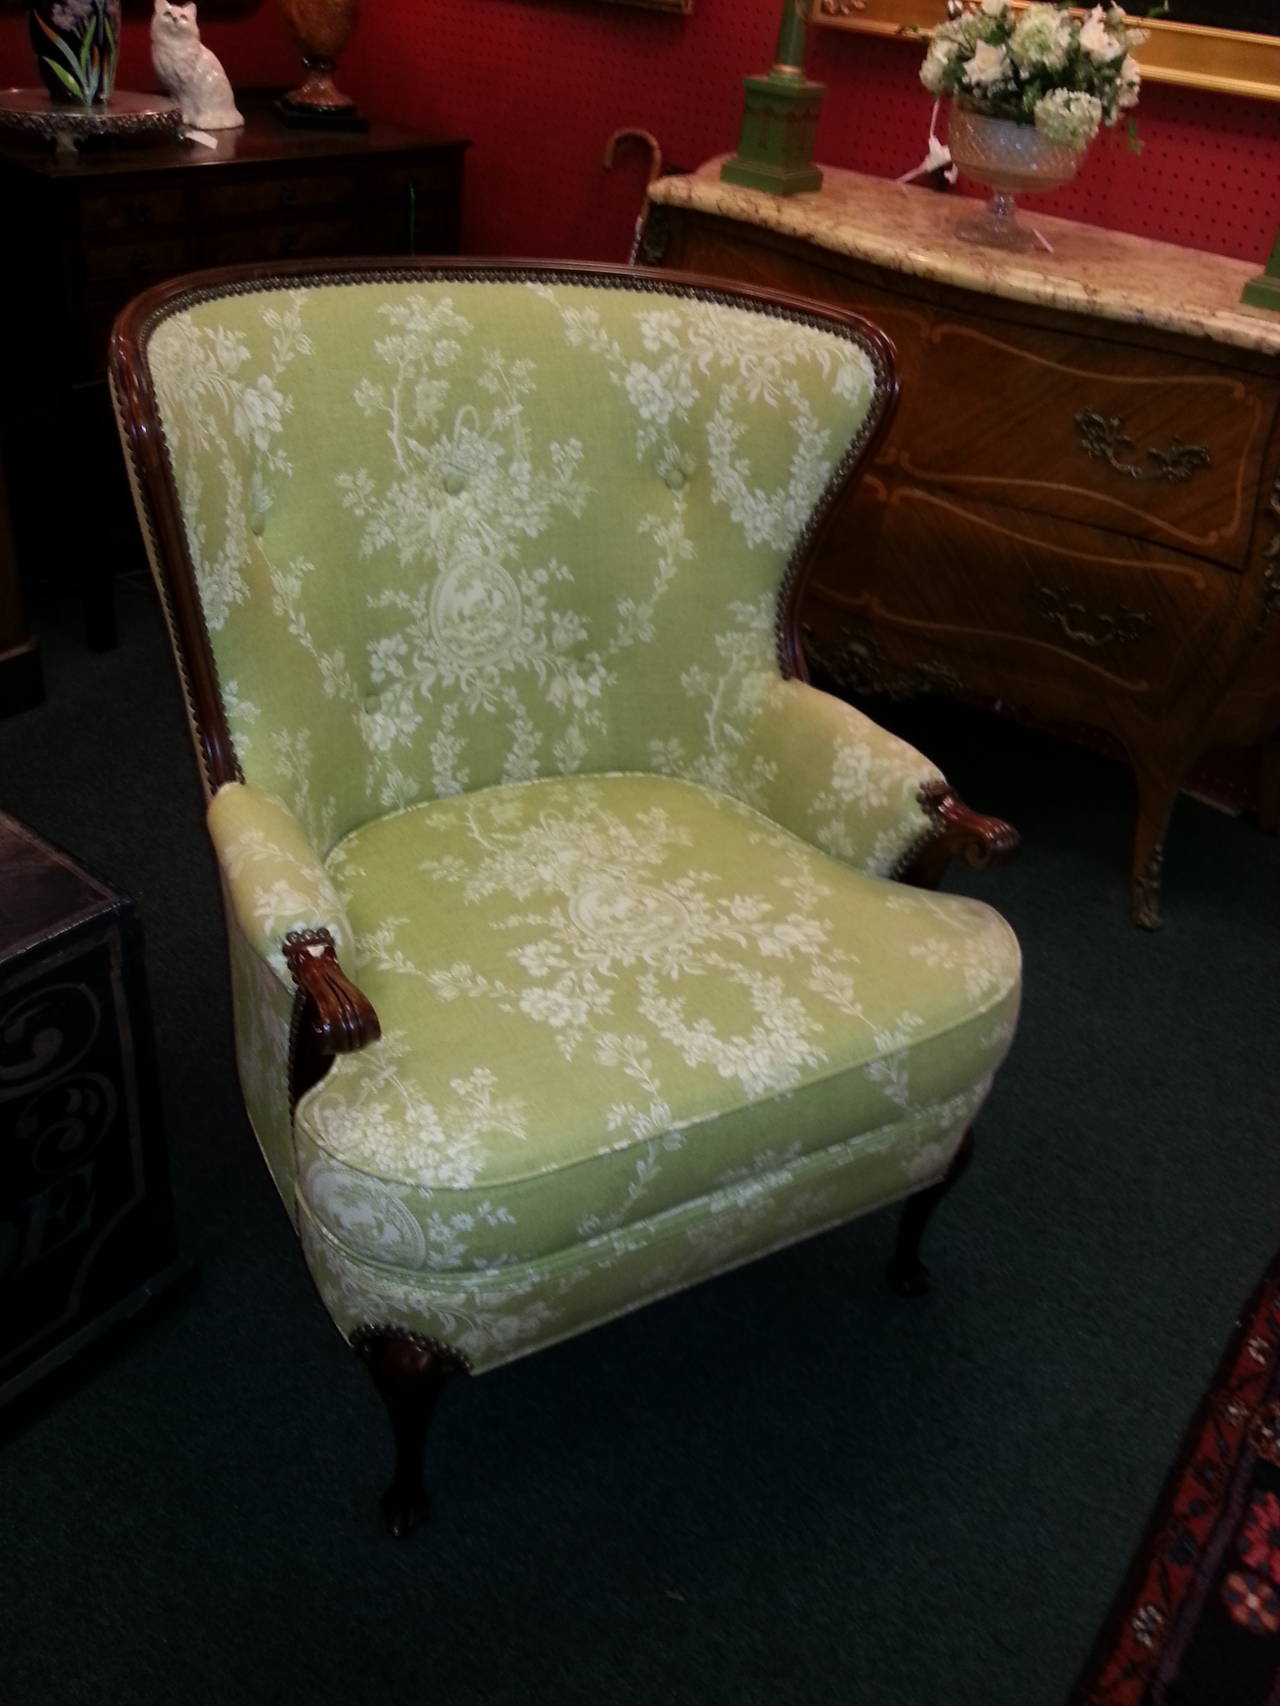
xmin=642 ymin=162 xmax=1280 ymax=925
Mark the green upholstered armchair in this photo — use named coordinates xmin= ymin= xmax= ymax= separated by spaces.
xmin=110 ymin=259 xmax=1021 ymax=1536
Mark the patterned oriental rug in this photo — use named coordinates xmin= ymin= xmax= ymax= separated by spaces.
xmin=1073 ymin=1253 xmax=1280 ymax=1706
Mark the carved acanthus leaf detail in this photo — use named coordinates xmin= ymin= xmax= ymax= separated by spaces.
xmin=803 ymin=622 xmax=963 ymax=700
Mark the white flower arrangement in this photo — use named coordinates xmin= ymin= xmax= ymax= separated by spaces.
xmin=920 ymin=2 xmax=1146 ymax=151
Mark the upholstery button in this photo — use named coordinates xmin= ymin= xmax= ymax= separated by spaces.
xmin=248 ymin=510 xmax=267 ymax=536
xmin=363 ymin=693 xmax=380 ymax=713
xmin=443 ymin=471 xmax=466 ymax=495
xmin=664 ymin=468 xmax=686 ymax=491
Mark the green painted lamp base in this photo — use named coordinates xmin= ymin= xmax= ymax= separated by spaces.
xmin=1243 ymin=271 xmax=1280 ymax=314
xmin=721 ymin=155 xmax=823 ymax=195
xmin=721 ymin=70 xmax=825 ymax=199
xmin=1242 ymin=233 xmax=1280 ymax=313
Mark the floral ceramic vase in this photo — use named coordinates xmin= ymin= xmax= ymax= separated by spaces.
xmin=28 ymin=0 xmax=121 ymax=106
xmin=948 ymin=102 xmax=1087 ymax=253
xmin=277 ymin=0 xmax=363 ymax=125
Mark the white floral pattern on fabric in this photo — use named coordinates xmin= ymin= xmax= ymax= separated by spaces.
xmin=150 ymin=279 xmax=933 ymax=868
xmin=141 ymin=275 xmax=1022 ymax=1375
xmin=288 ymin=772 xmax=1020 ymax=1282
xmin=297 ymin=1081 xmax=989 ymax=1373
xmin=208 ymin=783 xmax=351 ymax=982
xmin=538 ymin=291 xmax=872 ymax=550
xmin=304 ymin=1157 xmax=428 ymax=1269
xmin=225 ymin=915 xmax=297 ymax=1213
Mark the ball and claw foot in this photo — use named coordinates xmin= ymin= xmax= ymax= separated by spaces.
xmin=353 ymin=1325 xmax=466 ymax=1541
xmin=382 ymin=1485 xmax=432 ymax=1540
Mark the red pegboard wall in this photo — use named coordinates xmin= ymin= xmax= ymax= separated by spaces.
xmin=343 ymin=0 xmax=776 ymax=261
xmin=1012 ymin=79 xmax=1280 ymax=257
xmin=341 ymin=0 xmax=1280 ymax=266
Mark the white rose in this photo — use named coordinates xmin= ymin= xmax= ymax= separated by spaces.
xmin=935 ymin=11 xmax=980 ymax=50
xmin=1078 ymin=5 xmax=1125 ymax=62
xmin=920 ymin=38 xmax=957 ymax=95
xmin=964 ymin=39 xmax=1011 ymax=88
xmin=1118 ymin=52 xmax=1141 ymax=109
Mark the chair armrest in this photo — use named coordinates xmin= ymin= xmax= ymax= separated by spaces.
xmin=282 ymin=927 xmax=381 ymax=1058
xmin=736 ymin=680 xmax=1017 ymax=881
xmin=208 ymin=782 xmax=352 ymax=976
xmin=736 ymin=680 xmax=946 ymax=876
xmin=206 ymin=784 xmax=378 ymax=1055
xmin=900 ymin=782 xmax=1020 ymax=890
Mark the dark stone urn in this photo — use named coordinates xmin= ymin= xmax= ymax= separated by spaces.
xmin=28 ymin=0 xmax=121 ymax=106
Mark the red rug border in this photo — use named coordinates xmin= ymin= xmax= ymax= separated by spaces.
xmin=1069 ymin=1249 xmax=1280 ymax=1706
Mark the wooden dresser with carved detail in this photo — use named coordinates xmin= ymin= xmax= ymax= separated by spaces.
xmin=642 ymin=163 xmax=1280 ymax=925
xmin=0 ymin=91 xmax=468 ymax=671
xmin=0 ymin=812 xmax=191 ymax=1408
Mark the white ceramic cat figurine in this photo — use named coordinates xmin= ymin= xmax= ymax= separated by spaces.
xmin=151 ymin=0 xmax=244 ymax=131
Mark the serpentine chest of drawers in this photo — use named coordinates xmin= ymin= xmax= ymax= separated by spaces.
xmin=642 ymin=163 xmax=1280 ymax=925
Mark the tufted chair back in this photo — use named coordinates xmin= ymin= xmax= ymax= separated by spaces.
xmin=125 ymin=262 xmax=893 ymax=854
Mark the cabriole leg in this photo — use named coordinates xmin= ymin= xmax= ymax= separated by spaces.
xmin=352 ymin=1326 xmax=467 ymax=1539
xmin=886 ymin=1127 xmax=976 ymax=1298
xmin=1129 ymin=761 xmax=1180 ymax=931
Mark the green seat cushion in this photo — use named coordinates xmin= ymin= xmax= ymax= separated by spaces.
xmin=294 ymin=773 xmax=1020 ymax=1276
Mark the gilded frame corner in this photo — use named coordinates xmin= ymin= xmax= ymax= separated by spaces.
xmin=808 ymin=2 xmax=1280 ymax=104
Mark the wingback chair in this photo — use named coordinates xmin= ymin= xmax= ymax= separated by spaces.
xmin=110 ymin=259 xmax=1021 ymax=1536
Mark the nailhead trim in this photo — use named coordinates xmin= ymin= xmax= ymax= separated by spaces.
xmin=890 ymin=782 xmax=953 ymax=880
xmin=351 ymin=1322 xmax=472 ymax=1375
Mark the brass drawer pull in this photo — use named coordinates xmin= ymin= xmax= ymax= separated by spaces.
xmin=1033 ymin=583 xmax=1156 ymax=650
xmin=1075 ymin=410 xmax=1212 ymax=484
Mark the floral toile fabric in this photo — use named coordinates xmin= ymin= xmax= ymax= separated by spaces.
xmin=147 ymin=274 xmax=1021 ymax=1372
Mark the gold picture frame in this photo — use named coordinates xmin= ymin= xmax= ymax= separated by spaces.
xmin=809 ymin=3 xmax=1280 ymax=103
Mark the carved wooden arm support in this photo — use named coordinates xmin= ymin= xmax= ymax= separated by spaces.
xmin=900 ymin=782 xmax=1020 ymax=890
xmin=283 ymin=927 xmax=381 ymax=1054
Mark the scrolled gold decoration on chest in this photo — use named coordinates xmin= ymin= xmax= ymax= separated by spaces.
xmin=1032 ymin=583 xmax=1156 ymax=651
xmin=1074 ymin=410 xmax=1212 ymax=486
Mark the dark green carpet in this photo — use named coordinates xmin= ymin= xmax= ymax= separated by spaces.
xmin=1 ymin=587 xmax=1277 ymax=1706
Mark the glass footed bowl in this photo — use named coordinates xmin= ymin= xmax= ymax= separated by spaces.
xmin=947 ymin=103 xmax=1086 ymax=252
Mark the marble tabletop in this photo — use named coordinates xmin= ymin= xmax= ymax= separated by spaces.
xmin=647 ymin=159 xmax=1280 ymax=358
